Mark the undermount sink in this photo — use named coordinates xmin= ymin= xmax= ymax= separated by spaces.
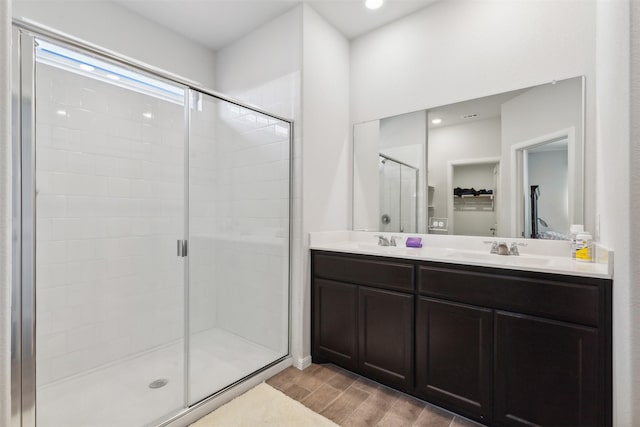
xmin=353 ymin=242 xmax=407 ymax=253
xmin=445 ymin=250 xmax=553 ymax=267
xmin=341 ymin=242 xmax=553 ymax=267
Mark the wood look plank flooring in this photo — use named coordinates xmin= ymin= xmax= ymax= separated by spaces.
xmin=266 ymin=364 xmax=485 ymax=427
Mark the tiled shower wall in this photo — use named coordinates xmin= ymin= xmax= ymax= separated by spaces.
xmin=190 ymin=90 xmax=291 ymax=355
xmin=35 ymin=63 xmax=291 ymax=386
xmin=35 ymin=64 xmax=186 ymax=385
xmin=199 ymin=74 xmax=296 ymax=355
xmin=188 ymin=95 xmax=218 ymax=334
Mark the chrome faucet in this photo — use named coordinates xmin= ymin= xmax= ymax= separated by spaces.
xmin=486 ymin=240 xmax=526 ymax=256
xmin=375 ymin=235 xmax=390 ymax=246
xmin=509 ymin=243 xmax=520 ymax=256
xmin=497 ymin=242 xmax=510 ymax=255
xmin=509 ymin=242 xmax=527 ymax=256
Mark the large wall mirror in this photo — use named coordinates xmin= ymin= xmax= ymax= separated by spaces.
xmin=353 ymin=76 xmax=585 ymax=239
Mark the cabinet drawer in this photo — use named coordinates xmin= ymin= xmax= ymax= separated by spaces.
xmin=313 ymin=252 xmax=414 ymax=292
xmin=418 ymin=265 xmax=599 ymax=326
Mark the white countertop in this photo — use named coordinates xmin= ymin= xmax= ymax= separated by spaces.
xmin=309 ymin=231 xmax=613 ymax=280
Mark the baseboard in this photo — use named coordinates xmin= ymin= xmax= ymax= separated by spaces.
xmin=294 ymin=355 xmax=312 ymax=370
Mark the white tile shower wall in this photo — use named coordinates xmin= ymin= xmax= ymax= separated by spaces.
xmin=214 ymin=4 xmax=301 ymax=360
xmin=35 ymin=64 xmax=186 ymax=386
xmin=190 ymin=89 xmax=293 ymax=354
xmin=189 ymin=96 xmax=219 ymax=334
xmin=205 ymin=96 xmax=291 ymax=354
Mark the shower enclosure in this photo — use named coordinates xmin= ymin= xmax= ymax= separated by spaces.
xmin=378 ymin=154 xmax=417 ymax=233
xmin=11 ymin=24 xmax=291 ymax=427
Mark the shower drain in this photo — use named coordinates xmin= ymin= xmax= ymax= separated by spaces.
xmin=148 ymin=379 xmax=168 ymax=389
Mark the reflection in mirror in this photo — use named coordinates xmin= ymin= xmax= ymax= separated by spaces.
xmin=521 ymin=138 xmax=569 ymax=239
xmin=353 ymin=110 xmax=427 ymax=233
xmin=353 ymin=76 xmax=584 ymax=238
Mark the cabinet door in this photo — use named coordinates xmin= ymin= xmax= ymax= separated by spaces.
xmin=312 ymin=279 xmax=358 ymax=370
xmin=358 ymin=287 xmax=414 ymax=389
xmin=494 ymin=311 xmax=599 ymax=427
xmin=416 ymin=297 xmax=493 ymax=423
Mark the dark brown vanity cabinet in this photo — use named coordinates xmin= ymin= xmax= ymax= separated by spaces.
xmin=311 ymin=250 xmax=612 ymax=427
xmin=494 ymin=312 xmax=599 ymax=427
xmin=312 ymin=279 xmax=358 ymax=370
xmin=415 ymin=297 xmax=493 ymax=422
xmin=311 ymin=252 xmax=415 ymax=392
xmin=358 ymin=287 xmax=413 ymax=389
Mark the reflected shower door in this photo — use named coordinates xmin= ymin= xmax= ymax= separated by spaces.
xmin=379 ymin=156 xmax=401 ymax=232
xmin=33 ymin=39 xmax=187 ymax=426
xmin=400 ymin=164 xmax=417 ymax=233
xmin=188 ymin=91 xmax=290 ymax=404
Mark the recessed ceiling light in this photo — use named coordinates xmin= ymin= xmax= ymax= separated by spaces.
xmin=142 ymin=112 xmax=154 ymax=119
xmin=365 ymin=0 xmax=384 ymax=10
xmin=56 ymin=109 xmax=67 ymax=116
xmin=79 ymin=63 xmax=95 ymax=72
xmin=106 ymin=74 xmax=120 ymax=81
xmin=431 ymin=118 xmax=442 ymax=125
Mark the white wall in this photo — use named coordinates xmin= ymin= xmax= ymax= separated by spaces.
xmin=300 ymin=4 xmax=350 ymax=361
xmin=500 ymin=78 xmax=583 ymax=237
xmin=13 ymin=0 xmax=216 ymax=88
xmin=595 ymin=1 xmax=634 ymax=425
xmin=630 ymin=2 xmax=640 ymax=422
xmin=350 ymin=0 xmax=597 ymax=234
xmin=214 ymin=6 xmax=302 ymax=105
xmin=428 ymin=118 xmax=501 ymax=227
xmin=216 ymin=4 xmax=350 ymax=368
xmin=0 ymin=0 xmax=11 ymax=424
xmin=528 ymin=149 xmax=569 ymax=234
xmin=214 ymin=5 xmax=306 ymax=365
xmin=353 ymin=121 xmax=380 ymax=230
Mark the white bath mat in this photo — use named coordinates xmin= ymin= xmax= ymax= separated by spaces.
xmin=190 ymin=382 xmax=338 ymax=427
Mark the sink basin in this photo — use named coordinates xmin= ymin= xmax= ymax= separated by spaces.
xmin=353 ymin=243 xmax=408 ymax=253
xmin=445 ymin=250 xmax=553 ymax=267
xmin=334 ymin=242 xmax=553 ymax=268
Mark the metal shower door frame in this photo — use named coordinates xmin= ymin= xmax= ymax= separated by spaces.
xmin=11 ymin=22 xmax=293 ymax=427
xmin=11 ymin=27 xmax=36 ymax=427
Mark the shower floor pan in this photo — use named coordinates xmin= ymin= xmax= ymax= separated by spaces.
xmin=36 ymin=328 xmax=282 ymax=427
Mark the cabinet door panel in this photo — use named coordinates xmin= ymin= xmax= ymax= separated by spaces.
xmin=358 ymin=287 xmax=413 ymax=389
xmin=313 ymin=279 xmax=358 ymax=370
xmin=495 ymin=311 xmax=599 ymax=427
xmin=416 ymin=297 xmax=493 ymax=422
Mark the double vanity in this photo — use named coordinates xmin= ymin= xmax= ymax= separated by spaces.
xmin=310 ymin=232 xmax=612 ymax=427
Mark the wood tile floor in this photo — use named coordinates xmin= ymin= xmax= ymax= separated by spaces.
xmin=266 ymin=364 xmax=485 ymax=427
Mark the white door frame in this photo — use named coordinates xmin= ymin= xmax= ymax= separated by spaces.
xmin=509 ymin=127 xmax=575 ymax=237
xmin=447 ymin=157 xmax=501 ymax=235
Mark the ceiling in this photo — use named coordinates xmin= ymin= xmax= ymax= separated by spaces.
xmin=111 ymin=0 xmax=438 ymax=51
xmin=426 ymin=89 xmax=530 ymax=129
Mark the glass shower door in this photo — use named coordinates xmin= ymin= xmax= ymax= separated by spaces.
xmin=188 ymin=90 xmax=290 ymax=404
xmin=400 ymin=164 xmax=417 ymax=233
xmin=379 ymin=156 xmax=401 ymax=232
xmin=33 ymin=38 xmax=187 ymax=426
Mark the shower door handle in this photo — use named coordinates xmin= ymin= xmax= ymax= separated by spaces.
xmin=177 ymin=239 xmax=188 ymax=257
